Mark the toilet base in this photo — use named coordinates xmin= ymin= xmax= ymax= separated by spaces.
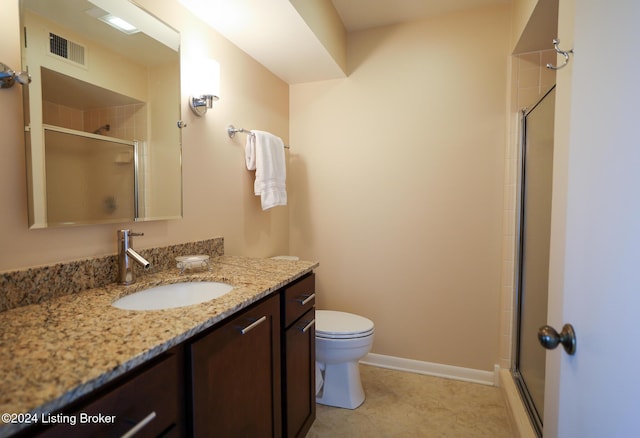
xmin=316 ymin=361 xmax=365 ymax=409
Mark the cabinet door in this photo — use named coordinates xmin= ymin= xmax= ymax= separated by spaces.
xmin=284 ymin=308 xmax=316 ymax=438
xmin=37 ymin=350 xmax=184 ymax=437
xmin=190 ymin=295 xmax=281 ymax=437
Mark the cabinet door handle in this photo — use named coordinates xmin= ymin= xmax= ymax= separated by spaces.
xmin=301 ymin=318 xmax=316 ymax=333
xmin=296 ymin=293 xmax=315 ymax=306
xmin=121 ymin=411 xmax=156 ymax=438
xmin=240 ymin=316 xmax=267 ymax=335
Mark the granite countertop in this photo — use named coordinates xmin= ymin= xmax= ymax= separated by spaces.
xmin=0 ymin=255 xmax=318 ymax=437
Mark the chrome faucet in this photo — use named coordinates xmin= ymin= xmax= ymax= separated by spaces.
xmin=118 ymin=229 xmax=151 ymax=285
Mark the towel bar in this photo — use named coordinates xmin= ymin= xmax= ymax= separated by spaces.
xmin=227 ymin=125 xmax=290 ymax=149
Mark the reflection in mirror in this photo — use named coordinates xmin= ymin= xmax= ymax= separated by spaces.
xmin=20 ymin=0 xmax=182 ymax=228
xmin=44 ymin=126 xmax=138 ymax=225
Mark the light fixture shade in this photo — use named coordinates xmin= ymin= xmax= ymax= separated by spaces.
xmin=189 ymin=58 xmax=220 ymax=116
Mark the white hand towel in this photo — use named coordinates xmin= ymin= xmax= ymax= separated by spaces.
xmin=245 ymin=130 xmax=287 ymax=210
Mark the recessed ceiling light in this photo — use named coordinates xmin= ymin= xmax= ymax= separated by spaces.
xmin=85 ymin=6 xmax=139 ymax=35
xmin=85 ymin=1 xmax=178 ymax=50
xmin=100 ymin=14 xmax=139 ymax=34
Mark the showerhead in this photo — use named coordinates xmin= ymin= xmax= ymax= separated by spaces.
xmin=93 ymin=124 xmax=111 ymax=135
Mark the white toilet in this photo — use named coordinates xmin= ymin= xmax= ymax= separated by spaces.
xmin=315 ymin=310 xmax=374 ymax=409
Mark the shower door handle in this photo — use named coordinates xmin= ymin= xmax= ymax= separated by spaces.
xmin=538 ymin=324 xmax=577 ymax=355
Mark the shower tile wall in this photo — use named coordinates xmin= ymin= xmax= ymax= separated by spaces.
xmin=42 ymin=102 xmax=147 ymax=142
xmin=516 ymin=50 xmax=557 ymax=109
xmin=42 ymin=101 xmax=84 ymax=131
xmin=84 ymin=104 xmax=147 ymax=141
xmin=499 ymin=50 xmax=556 ymax=369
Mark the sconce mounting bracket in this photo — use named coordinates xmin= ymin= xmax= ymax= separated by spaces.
xmin=189 ymin=94 xmax=219 ymax=116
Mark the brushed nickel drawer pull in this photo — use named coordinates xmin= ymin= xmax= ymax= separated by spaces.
xmin=121 ymin=411 xmax=157 ymax=438
xmin=301 ymin=319 xmax=316 ymax=333
xmin=241 ymin=316 xmax=267 ymax=335
xmin=296 ymin=293 xmax=315 ymax=306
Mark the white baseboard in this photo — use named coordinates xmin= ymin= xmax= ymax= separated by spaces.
xmin=360 ymin=353 xmax=497 ymax=386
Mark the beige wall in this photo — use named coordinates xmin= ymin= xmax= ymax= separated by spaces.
xmin=290 ymin=4 xmax=510 ymax=371
xmin=147 ymin=61 xmax=181 ymax=219
xmin=290 ymin=0 xmax=347 ymax=74
xmin=510 ymin=0 xmax=539 ymax=51
xmin=0 ymin=0 xmax=289 ymax=271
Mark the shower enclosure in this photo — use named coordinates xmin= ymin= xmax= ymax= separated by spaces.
xmin=43 ymin=125 xmax=140 ymax=226
xmin=513 ymin=86 xmax=556 ymax=437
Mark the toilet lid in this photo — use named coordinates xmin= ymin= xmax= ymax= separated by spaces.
xmin=315 ymin=310 xmax=374 ymax=339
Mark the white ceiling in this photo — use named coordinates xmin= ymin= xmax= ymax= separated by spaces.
xmin=182 ymin=0 xmax=511 ymax=84
xmin=331 ymin=0 xmax=510 ymax=32
xmin=179 ymin=0 xmax=347 ymax=84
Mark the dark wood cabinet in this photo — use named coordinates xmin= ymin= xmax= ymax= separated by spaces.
xmin=34 ymin=348 xmax=185 ymax=438
xmin=189 ymin=294 xmax=281 ymax=437
xmin=283 ymin=273 xmax=316 ymax=328
xmin=282 ymin=274 xmax=316 ymax=438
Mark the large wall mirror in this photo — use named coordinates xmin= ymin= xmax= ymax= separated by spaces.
xmin=20 ymin=0 xmax=182 ymax=228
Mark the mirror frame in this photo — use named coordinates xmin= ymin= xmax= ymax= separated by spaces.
xmin=19 ymin=0 xmax=183 ymax=228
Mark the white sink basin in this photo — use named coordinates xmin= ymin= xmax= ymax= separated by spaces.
xmin=112 ymin=282 xmax=233 ymax=311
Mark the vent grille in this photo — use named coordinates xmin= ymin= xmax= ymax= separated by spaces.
xmin=49 ymin=33 xmax=85 ymax=66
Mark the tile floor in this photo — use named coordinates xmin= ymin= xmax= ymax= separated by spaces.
xmin=307 ymin=364 xmax=514 ymax=437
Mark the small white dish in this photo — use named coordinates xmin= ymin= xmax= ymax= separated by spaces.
xmin=176 ymin=255 xmax=211 ymax=273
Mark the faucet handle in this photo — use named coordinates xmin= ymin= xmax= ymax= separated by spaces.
xmin=129 ymin=231 xmax=144 ymax=237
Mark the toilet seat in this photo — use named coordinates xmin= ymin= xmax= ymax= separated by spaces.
xmin=316 ymin=310 xmax=374 ymax=339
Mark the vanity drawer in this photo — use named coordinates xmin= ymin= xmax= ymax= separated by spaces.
xmin=284 ymin=273 xmax=315 ymax=328
xmin=36 ymin=350 xmax=183 ymax=437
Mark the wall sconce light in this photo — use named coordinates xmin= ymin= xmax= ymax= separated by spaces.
xmin=0 ymin=62 xmax=31 ymax=89
xmin=189 ymin=59 xmax=220 ymax=117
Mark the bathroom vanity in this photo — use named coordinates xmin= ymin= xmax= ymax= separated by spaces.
xmin=0 ymin=256 xmax=318 ymax=438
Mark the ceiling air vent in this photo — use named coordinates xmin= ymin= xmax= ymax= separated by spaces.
xmin=48 ymin=32 xmax=86 ymax=66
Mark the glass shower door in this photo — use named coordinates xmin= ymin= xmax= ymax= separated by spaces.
xmin=513 ymin=86 xmax=555 ymax=437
